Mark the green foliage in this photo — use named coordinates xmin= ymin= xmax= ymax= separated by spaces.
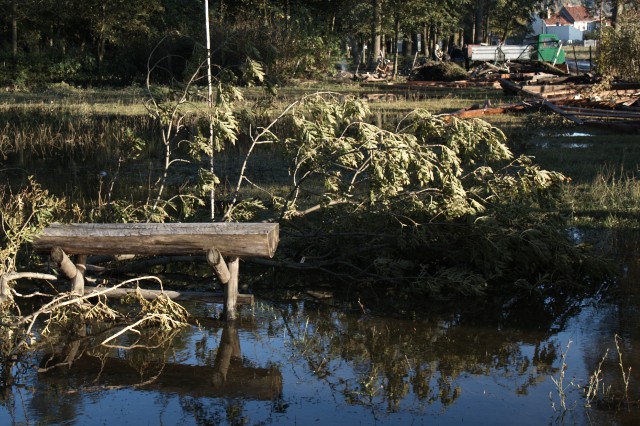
xmin=0 ymin=178 xmax=65 ymax=275
xmin=597 ymin=11 xmax=640 ymax=82
xmin=242 ymin=93 xmax=606 ymax=307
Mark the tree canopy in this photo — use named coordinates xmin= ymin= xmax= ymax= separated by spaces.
xmin=0 ymin=0 xmax=599 ymax=86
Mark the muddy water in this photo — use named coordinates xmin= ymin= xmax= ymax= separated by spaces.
xmin=2 ymin=276 xmax=640 ymax=426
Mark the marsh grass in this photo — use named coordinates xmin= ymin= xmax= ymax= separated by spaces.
xmin=1 ymin=83 xmax=638 ymax=231
xmin=551 ymin=334 xmax=636 ymax=413
xmin=583 ymin=334 xmax=636 ymax=410
xmin=505 ymin=120 xmax=640 ymax=228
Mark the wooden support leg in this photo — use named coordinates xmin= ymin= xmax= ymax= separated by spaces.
xmin=51 ymin=247 xmax=85 ymax=295
xmin=74 ymin=255 xmax=87 ymax=295
xmin=224 ymin=257 xmax=239 ymax=321
xmin=206 ymin=248 xmax=230 ymax=284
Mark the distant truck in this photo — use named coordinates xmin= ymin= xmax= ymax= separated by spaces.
xmin=466 ymin=34 xmax=566 ymax=66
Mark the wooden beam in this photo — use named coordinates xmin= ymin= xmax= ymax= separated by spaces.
xmin=559 ymin=106 xmax=640 ymax=119
xmin=543 ymin=101 xmax=584 ymax=125
xmin=446 ymin=103 xmax=531 ymax=119
xmin=34 ymin=223 xmax=279 ymax=258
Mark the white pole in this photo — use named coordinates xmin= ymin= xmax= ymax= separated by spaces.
xmin=205 ymin=0 xmax=215 ymax=219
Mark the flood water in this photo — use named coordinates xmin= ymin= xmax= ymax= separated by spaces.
xmin=2 ymin=268 xmax=640 ymax=426
xmin=3 ymin=101 xmax=640 ymax=425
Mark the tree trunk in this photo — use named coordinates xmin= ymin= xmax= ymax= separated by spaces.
xmin=392 ymin=16 xmax=400 ymax=79
xmin=11 ymin=0 xmax=18 ymax=57
xmin=430 ymin=24 xmax=439 ymax=59
xmin=463 ymin=11 xmax=474 ymax=47
xmin=423 ymin=22 xmax=429 ymax=57
xmin=484 ymin=3 xmax=491 ymax=44
xmin=371 ymin=0 xmax=382 ymax=67
xmin=611 ymin=0 xmax=624 ymax=28
xmin=474 ymin=0 xmax=484 ymax=44
xmin=350 ymin=37 xmax=361 ymax=65
xmin=403 ymin=35 xmax=412 ymax=56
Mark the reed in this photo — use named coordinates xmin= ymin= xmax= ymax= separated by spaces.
xmin=583 ymin=334 xmax=636 ymax=409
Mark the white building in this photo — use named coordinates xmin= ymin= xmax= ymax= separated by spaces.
xmin=532 ymin=5 xmax=604 ymax=43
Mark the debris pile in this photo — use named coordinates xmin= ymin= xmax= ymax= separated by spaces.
xmin=499 ymin=75 xmax=640 ymax=132
xmin=408 ymin=61 xmax=468 ymax=82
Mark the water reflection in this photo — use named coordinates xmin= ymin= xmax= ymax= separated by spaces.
xmin=37 ymin=321 xmax=282 ymax=400
xmin=2 ymin=266 xmax=640 ymax=424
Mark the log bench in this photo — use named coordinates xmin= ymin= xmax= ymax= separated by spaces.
xmin=29 ymin=222 xmax=279 ymax=320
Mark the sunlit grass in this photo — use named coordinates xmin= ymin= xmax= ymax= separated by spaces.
xmin=2 ymin=81 xmax=638 ymax=231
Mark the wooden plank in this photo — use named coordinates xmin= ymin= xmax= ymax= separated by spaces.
xmin=543 ymin=101 xmax=584 ymax=125
xmin=34 ymin=223 xmax=279 ymax=258
xmin=560 ymin=106 xmax=640 ymax=118
xmin=522 ymin=84 xmax=575 ymax=93
xmin=559 ymin=110 xmax=640 ymax=119
xmin=446 ymin=103 xmax=531 ymax=119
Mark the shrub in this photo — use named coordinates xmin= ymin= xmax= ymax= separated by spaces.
xmin=597 ymin=11 xmax=640 ymax=82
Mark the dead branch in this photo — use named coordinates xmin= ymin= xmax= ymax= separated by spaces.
xmin=19 ymin=277 xmax=163 ymax=337
xmin=0 ymin=272 xmax=59 ymax=303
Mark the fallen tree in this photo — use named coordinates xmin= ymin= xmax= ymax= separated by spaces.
xmin=1 ymin=93 xmax=610 ymax=322
xmin=219 ymin=94 xmax=610 ymax=314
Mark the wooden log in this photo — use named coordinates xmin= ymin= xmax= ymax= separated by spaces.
xmin=206 ymin=248 xmax=230 ymax=285
xmin=498 ymin=78 xmax=524 ymax=95
xmin=74 ymin=255 xmax=87 ymax=295
xmin=81 ymin=285 xmax=254 ymax=305
xmin=34 ymin=223 xmax=279 ymax=258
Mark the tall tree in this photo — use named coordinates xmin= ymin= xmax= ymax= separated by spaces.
xmin=77 ymin=0 xmax=163 ymax=69
xmin=371 ymin=0 xmax=383 ymax=66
